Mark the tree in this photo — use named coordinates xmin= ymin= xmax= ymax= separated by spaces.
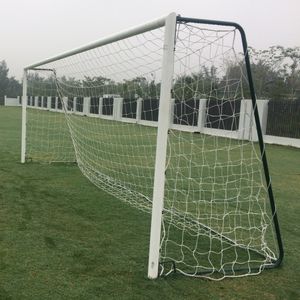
xmin=6 ymin=77 xmax=22 ymax=97
xmin=173 ymin=66 xmax=219 ymax=101
xmin=248 ymin=46 xmax=300 ymax=100
xmin=0 ymin=60 xmax=9 ymax=96
xmin=223 ymin=46 xmax=300 ymax=100
xmin=0 ymin=60 xmax=22 ymax=98
xmin=120 ymin=76 xmax=159 ymax=100
xmin=281 ymin=47 xmax=300 ymax=99
xmin=82 ymin=76 xmax=115 ymax=97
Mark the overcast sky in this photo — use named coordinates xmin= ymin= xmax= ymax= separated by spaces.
xmin=1 ymin=0 xmax=299 ymax=79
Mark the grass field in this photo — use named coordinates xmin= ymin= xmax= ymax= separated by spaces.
xmin=0 ymin=106 xmax=299 ymax=299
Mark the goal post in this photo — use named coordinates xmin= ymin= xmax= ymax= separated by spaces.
xmin=21 ymin=69 xmax=27 ymax=163
xmin=21 ymin=13 xmax=283 ymax=280
xmin=148 ymin=12 xmax=177 ymax=279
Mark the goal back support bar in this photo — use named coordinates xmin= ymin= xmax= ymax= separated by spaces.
xmin=176 ymin=16 xmax=284 ymax=276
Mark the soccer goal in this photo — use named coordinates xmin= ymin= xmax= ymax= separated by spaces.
xmin=21 ymin=13 xmax=283 ymax=280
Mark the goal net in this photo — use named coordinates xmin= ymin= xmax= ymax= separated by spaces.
xmin=22 ymin=13 xmax=283 ymax=280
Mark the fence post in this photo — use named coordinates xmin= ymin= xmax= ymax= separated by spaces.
xmin=198 ymin=98 xmax=207 ymax=131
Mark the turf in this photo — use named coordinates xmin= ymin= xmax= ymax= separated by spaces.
xmin=0 ymin=106 xmax=299 ymax=299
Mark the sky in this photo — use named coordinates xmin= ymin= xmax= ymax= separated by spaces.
xmin=0 ymin=0 xmax=299 ymax=79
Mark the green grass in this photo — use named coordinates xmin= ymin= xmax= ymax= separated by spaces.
xmin=0 ymin=106 xmax=299 ymax=299
xmin=27 ymin=108 xmax=280 ymax=273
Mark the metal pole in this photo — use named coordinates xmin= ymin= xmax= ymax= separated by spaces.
xmin=147 ymin=12 xmax=177 ymax=279
xmin=25 ymin=15 xmax=169 ymax=70
xmin=21 ymin=69 xmax=27 ymax=163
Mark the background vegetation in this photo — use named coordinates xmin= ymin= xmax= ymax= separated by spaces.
xmin=1 ymin=46 xmax=300 ymax=101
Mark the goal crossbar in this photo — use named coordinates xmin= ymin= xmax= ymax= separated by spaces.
xmin=24 ymin=15 xmax=169 ymax=71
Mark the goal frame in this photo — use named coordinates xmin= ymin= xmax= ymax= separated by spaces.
xmin=21 ymin=13 xmax=284 ymax=280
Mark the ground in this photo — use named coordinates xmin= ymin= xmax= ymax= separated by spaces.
xmin=0 ymin=107 xmax=299 ymax=299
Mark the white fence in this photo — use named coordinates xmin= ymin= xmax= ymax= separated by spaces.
xmin=7 ymin=95 xmax=300 ymax=148
xmin=4 ymin=96 xmax=21 ymax=106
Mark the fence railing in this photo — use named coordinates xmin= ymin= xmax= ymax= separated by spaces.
xmin=3 ymin=95 xmax=21 ymax=106
xmin=5 ymin=95 xmax=300 ymax=148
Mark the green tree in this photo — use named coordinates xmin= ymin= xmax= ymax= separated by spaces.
xmin=120 ymin=76 xmax=159 ymax=100
xmin=173 ymin=66 xmax=219 ymax=101
xmin=6 ymin=77 xmax=22 ymax=97
xmin=0 ymin=60 xmax=9 ymax=96
xmin=223 ymin=46 xmax=300 ymax=100
xmin=280 ymin=47 xmax=300 ymax=99
xmin=0 ymin=60 xmax=22 ymax=98
xmin=248 ymin=46 xmax=300 ymax=100
xmin=82 ymin=76 xmax=115 ymax=97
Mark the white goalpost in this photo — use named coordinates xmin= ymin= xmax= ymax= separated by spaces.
xmin=21 ymin=12 xmax=283 ymax=280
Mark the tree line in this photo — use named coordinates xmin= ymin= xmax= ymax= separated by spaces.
xmin=0 ymin=46 xmax=299 ymax=101
xmin=0 ymin=61 xmax=22 ymax=98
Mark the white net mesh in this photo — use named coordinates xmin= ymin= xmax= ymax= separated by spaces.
xmin=25 ymin=19 xmax=279 ymax=280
